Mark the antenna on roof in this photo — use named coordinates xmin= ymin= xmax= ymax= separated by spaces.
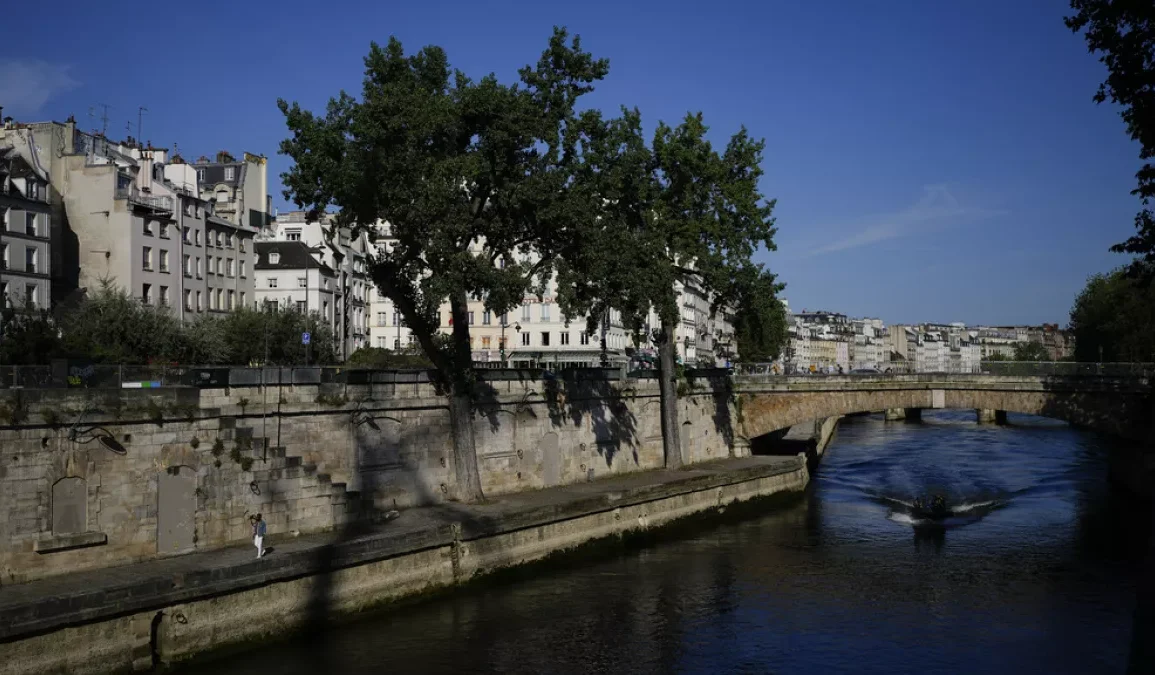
xmin=138 ymin=106 xmax=148 ymax=145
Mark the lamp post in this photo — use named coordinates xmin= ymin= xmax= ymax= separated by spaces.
xmin=500 ymin=319 xmax=521 ymax=367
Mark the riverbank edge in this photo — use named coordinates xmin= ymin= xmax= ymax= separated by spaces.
xmin=0 ymin=457 xmax=810 ymax=675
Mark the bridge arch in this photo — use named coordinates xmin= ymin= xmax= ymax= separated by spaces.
xmin=735 ymin=378 xmax=1152 ymax=443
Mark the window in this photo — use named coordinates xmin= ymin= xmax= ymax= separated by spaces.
xmin=0 ymin=282 xmax=6 ymax=308
xmin=269 ymin=252 xmax=280 ymax=264
xmin=482 ymin=336 xmax=491 ymax=349
xmin=142 ymin=283 xmax=152 ymax=304
xmin=196 ymin=168 xmax=205 ymax=181
xmin=184 ymin=289 xmax=193 ymax=311
xmin=25 ymin=247 xmax=36 ymax=274
xmin=196 ymin=257 xmax=202 ymax=278
xmin=239 ymin=238 xmax=246 ymax=253
xmin=184 ymin=203 xmax=192 ymax=217
xmin=142 ymin=246 xmax=153 ymax=270
xmin=143 ymin=220 xmax=154 ymax=236
xmin=224 ymin=167 xmax=235 ymax=181
xmin=159 ymin=285 xmax=169 ymax=306
xmin=295 ymin=301 xmax=306 ymax=313
xmin=217 ymin=257 xmax=223 ymax=274
xmin=541 ymin=303 xmax=551 ymax=321
xmin=216 ymin=232 xmax=223 ymax=247
xmin=286 ymin=229 xmax=301 ymax=241
xmin=0 ymin=243 xmax=6 ymax=269
xmin=227 ymin=290 xmax=235 ymax=310
xmin=521 ymin=332 xmax=531 ymax=346
xmin=268 ymin=278 xmax=278 ymax=288
xmin=468 ymin=311 xmax=475 ymax=325
xmin=196 ymin=290 xmax=202 ymax=311
xmin=322 ymin=300 xmax=328 ymax=318
xmin=160 ymin=223 xmax=170 ymax=239
xmin=159 ymin=250 xmax=169 ymax=273
xmin=239 ymin=260 xmax=246 ymax=277
xmin=323 ymin=278 xmax=330 ymax=289
xmin=226 ymin=233 xmax=234 ymax=248
xmin=580 ymin=332 xmax=590 ymax=346
xmin=240 ymin=291 xmax=246 ymax=308
xmin=215 ymin=289 xmax=223 ymax=310
xmin=25 ymin=212 xmax=35 ymax=236
xmin=182 ymin=226 xmax=191 ymax=244
xmin=195 ymin=230 xmax=201 ymax=246
xmin=483 ymin=311 xmax=491 ymax=325
xmin=522 ymin=303 xmax=531 ymax=322
xmin=541 ymin=332 xmax=550 ymax=347
xmin=377 ymin=312 xmax=386 ymax=327
xmin=226 ymin=258 xmax=234 ymax=277
xmin=561 ymin=332 xmax=570 ymax=346
xmin=394 ymin=339 xmax=401 ymax=350
xmin=393 ymin=311 xmax=400 ymax=326
xmin=184 ymin=254 xmax=192 ymax=277
xmin=297 ymin=277 xmax=306 ymax=288
xmin=25 ymin=284 xmax=36 ymax=308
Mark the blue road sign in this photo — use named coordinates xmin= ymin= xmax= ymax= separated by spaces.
xmin=302 ymin=332 xmax=311 ymax=345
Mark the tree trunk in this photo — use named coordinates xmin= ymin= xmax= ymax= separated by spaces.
xmin=445 ymin=291 xmax=485 ymax=503
xmin=657 ymin=317 xmax=683 ymax=469
xmin=447 ymin=386 xmax=484 ymax=502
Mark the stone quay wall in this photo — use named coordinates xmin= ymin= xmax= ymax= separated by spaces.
xmin=0 ymin=375 xmax=743 ymax=584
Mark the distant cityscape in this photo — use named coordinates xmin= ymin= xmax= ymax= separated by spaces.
xmin=780 ymin=301 xmax=1073 ymax=373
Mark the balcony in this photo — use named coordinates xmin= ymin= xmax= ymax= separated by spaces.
xmin=115 ymin=186 xmax=174 ymax=214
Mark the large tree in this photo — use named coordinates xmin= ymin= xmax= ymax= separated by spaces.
xmin=1066 ymin=1 xmax=1155 ymax=274
xmin=731 ymin=268 xmax=789 ymax=363
xmin=1069 ymin=268 xmax=1155 ymax=362
xmin=558 ymin=109 xmax=778 ymax=468
xmin=278 ymin=28 xmax=608 ymax=501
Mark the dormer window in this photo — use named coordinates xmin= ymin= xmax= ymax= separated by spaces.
xmin=224 ymin=167 xmax=234 ymax=181
xmin=269 ymin=252 xmax=280 ymax=265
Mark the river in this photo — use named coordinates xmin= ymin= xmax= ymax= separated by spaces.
xmin=182 ymin=410 xmax=1151 ymax=674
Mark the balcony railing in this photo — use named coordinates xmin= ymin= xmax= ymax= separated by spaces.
xmin=115 ymin=186 xmax=174 ymax=213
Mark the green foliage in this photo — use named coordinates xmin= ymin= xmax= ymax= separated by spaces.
xmin=41 ymin=408 xmax=61 ymax=427
xmin=237 ymin=397 xmax=250 ymax=413
xmin=211 ymin=438 xmax=225 ymax=457
xmin=0 ymin=392 xmax=28 ymax=425
xmin=146 ymin=399 xmax=165 ymax=425
xmin=1069 ymin=267 xmax=1155 ymax=361
xmin=1012 ymin=341 xmax=1051 ymax=362
xmin=732 ymin=273 xmax=789 ymax=362
xmin=189 ymin=436 xmax=200 ymax=449
xmin=277 ymin=27 xmax=608 ymax=389
xmin=0 ymin=280 xmax=338 ymax=366
xmin=982 ymin=352 xmax=1011 ymax=362
xmin=346 ymin=347 xmax=433 ymax=369
xmin=1066 ymin=2 xmax=1155 ymax=274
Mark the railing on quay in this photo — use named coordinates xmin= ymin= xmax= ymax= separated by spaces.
xmin=0 ymin=361 xmax=1149 ymax=391
xmin=730 ymin=361 xmax=1155 ymax=378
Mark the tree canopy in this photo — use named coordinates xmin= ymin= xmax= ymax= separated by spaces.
xmin=554 ymin=107 xmax=779 ymax=466
xmin=1069 ymin=267 xmax=1155 ymax=361
xmin=1066 ymin=1 xmax=1155 ymax=274
xmin=277 ymin=28 xmax=611 ymax=501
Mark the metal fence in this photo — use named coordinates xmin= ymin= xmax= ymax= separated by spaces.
xmin=730 ymin=361 xmax=1155 ymax=378
xmin=0 ymin=361 xmax=1150 ymax=391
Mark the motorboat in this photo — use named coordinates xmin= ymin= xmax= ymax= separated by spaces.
xmin=910 ymin=495 xmax=951 ymax=521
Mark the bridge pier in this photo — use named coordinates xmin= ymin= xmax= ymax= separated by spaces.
xmin=977 ymin=409 xmax=1009 ymax=425
xmin=884 ymin=408 xmax=905 ymax=421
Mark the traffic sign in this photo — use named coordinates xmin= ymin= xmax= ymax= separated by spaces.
xmin=302 ymin=332 xmax=311 ymax=345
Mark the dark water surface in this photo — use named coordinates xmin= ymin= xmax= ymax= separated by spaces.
xmin=184 ymin=411 xmax=1151 ymax=674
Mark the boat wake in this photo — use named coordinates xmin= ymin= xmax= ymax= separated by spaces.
xmin=872 ymin=493 xmax=1006 ymax=528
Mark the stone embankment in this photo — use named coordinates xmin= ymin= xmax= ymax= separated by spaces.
xmin=0 ymin=455 xmax=807 ymax=674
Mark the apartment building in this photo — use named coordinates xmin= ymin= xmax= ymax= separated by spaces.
xmin=257 ymin=212 xmax=371 ymax=359
xmin=0 ymin=119 xmax=265 ymax=316
xmin=0 ymin=144 xmax=52 ymax=309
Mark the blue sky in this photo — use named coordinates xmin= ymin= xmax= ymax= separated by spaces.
xmin=0 ymin=0 xmax=1140 ymax=326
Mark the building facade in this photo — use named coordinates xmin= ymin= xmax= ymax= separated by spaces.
xmin=0 ymin=145 xmax=52 ymax=309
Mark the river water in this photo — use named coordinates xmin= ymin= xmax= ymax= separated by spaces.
xmin=185 ymin=411 xmax=1151 ymax=674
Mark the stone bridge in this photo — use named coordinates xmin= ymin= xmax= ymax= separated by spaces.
xmin=731 ymin=373 xmax=1154 ymax=443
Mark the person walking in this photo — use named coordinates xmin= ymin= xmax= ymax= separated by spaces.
xmin=252 ymin=513 xmax=267 ymax=558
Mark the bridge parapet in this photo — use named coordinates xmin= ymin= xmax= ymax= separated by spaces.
xmin=732 ymin=372 xmax=1152 ymax=395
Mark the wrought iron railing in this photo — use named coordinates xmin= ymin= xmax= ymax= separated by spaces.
xmin=114 ymin=186 xmax=174 ymax=212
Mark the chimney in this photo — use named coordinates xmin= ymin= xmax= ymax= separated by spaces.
xmin=216 ymin=151 xmax=235 ymax=163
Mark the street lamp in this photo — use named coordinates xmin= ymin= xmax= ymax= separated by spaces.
xmin=500 ymin=318 xmax=521 ymax=367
